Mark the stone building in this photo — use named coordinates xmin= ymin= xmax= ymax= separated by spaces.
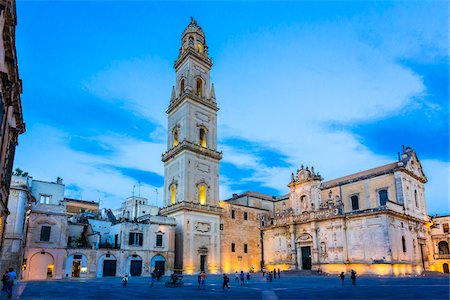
xmin=64 ymin=198 xmax=99 ymax=216
xmin=0 ymin=176 xmax=177 ymax=280
xmin=258 ymin=146 xmax=430 ymax=275
xmin=23 ymin=178 xmax=68 ymax=280
xmin=113 ymin=196 xmax=159 ymax=221
xmin=0 ymin=0 xmax=25 ymax=254
xmin=159 ymin=18 xmax=222 ymax=275
xmin=156 ymin=19 xmax=442 ymax=276
xmin=0 ymin=175 xmax=31 ymax=277
xmin=428 ymin=216 xmax=450 ymax=273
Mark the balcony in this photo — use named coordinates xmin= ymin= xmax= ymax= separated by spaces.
xmin=160 ymin=201 xmax=222 ymax=216
xmin=162 ymin=140 xmax=222 ymax=162
xmin=433 ymin=254 xmax=450 ymax=260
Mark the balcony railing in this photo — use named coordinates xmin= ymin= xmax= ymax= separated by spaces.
xmin=160 ymin=201 xmax=222 ymax=216
xmin=433 ymin=254 xmax=450 ymax=259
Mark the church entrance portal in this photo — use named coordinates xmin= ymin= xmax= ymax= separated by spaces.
xmin=155 ymin=261 xmax=165 ymax=275
xmin=301 ymin=246 xmax=312 ymax=270
xmin=200 ymin=255 xmax=207 ymax=272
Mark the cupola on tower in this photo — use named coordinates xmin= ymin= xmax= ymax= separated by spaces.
xmin=160 ymin=18 xmax=222 ymax=275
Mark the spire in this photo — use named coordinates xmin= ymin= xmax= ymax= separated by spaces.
xmin=210 ymin=83 xmax=216 ymax=101
xmin=171 ymin=85 xmax=176 ymax=102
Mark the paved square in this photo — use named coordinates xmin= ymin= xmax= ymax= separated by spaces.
xmin=12 ymin=273 xmax=450 ymax=299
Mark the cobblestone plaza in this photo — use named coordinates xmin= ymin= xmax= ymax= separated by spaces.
xmin=13 ymin=273 xmax=450 ymax=299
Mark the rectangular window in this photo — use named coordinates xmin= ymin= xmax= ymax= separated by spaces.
xmin=351 ymin=195 xmax=359 ymax=211
xmin=129 ymin=232 xmax=143 ymax=246
xmin=231 ymin=210 xmax=235 ymax=219
xmin=244 ymin=212 xmax=248 ymax=220
xmin=156 ymin=234 xmax=163 ymax=247
xmin=231 ymin=243 xmax=235 ymax=252
xmin=220 ymin=224 xmax=223 ymax=230
xmin=40 ymin=226 xmax=51 ymax=242
xmin=244 ymin=244 xmax=248 ymax=253
xmin=39 ymin=195 xmax=51 ymax=204
xmin=378 ymin=189 xmax=388 ymax=206
xmin=443 ymin=223 xmax=449 ymax=233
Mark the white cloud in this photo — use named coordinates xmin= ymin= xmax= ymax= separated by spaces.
xmin=14 ymin=124 xmax=166 ymax=209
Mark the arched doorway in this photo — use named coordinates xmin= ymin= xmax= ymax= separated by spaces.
xmin=150 ymin=255 xmax=166 ymax=275
xmin=28 ymin=252 xmax=55 ymax=280
xmin=443 ymin=263 xmax=449 ymax=274
xmin=98 ymin=253 xmax=117 ymax=277
xmin=65 ymin=254 xmax=88 ymax=278
xmin=126 ymin=254 xmax=143 ymax=276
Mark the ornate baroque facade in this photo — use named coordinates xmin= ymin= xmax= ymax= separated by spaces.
xmin=159 ymin=19 xmax=443 ymax=276
xmin=0 ymin=0 xmax=25 ymax=258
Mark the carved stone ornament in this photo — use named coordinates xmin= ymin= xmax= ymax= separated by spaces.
xmin=198 ymin=247 xmax=208 ymax=254
xmin=195 ymin=222 xmax=211 ymax=233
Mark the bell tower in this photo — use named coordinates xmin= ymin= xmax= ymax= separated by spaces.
xmin=160 ymin=18 xmax=222 ymax=274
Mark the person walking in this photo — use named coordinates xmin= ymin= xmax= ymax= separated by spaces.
xmin=197 ymin=272 xmax=202 ymax=288
xmin=239 ymin=271 xmax=245 ymax=286
xmin=222 ymin=274 xmax=230 ymax=290
xmin=269 ymin=272 xmax=273 ymax=282
xmin=350 ymin=270 xmax=356 ymax=285
xmin=150 ymin=271 xmax=156 ymax=287
xmin=5 ymin=268 xmax=16 ymax=299
xmin=246 ymin=272 xmax=251 ymax=285
xmin=1 ymin=271 xmax=8 ymax=293
xmin=235 ymin=271 xmax=239 ymax=284
xmin=122 ymin=274 xmax=129 ymax=287
xmin=200 ymin=271 xmax=207 ymax=289
xmin=262 ymin=268 xmax=266 ymax=277
xmin=265 ymin=272 xmax=269 ymax=282
xmin=277 ymin=269 xmax=281 ymax=279
xmin=340 ymin=272 xmax=345 ymax=286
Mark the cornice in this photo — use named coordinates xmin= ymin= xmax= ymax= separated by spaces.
xmin=167 ymin=93 xmax=218 ymax=115
xmin=162 ymin=140 xmax=223 ymax=163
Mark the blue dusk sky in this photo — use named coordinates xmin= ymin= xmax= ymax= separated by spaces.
xmin=14 ymin=1 xmax=448 ymax=214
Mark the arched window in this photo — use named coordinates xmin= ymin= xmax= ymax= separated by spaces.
xmin=379 ymin=189 xmax=388 ymax=206
xmin=173 ymin=128 xmax=179 ymax=147
xmin=438 ymin=241 xmax=449 ymax=254
xmin=402 ymin=236 xmax=407 ymax=252
xmin=180 ymin=79 xmax=185 ymax=96
xmin=351 ymin=195 xmax=359 ymax=211
xmin=199 ymin=185 xmax=207 ymax=205
xmin=199 ymin=128 xmax=207 ymax=148
xmin=414 ymin=190 xmax=418 ymax=207
xmin=197 ymin=43 xmax=203 ymax=53
xmin=196 ymin=78 xmax=202 ymax=97
xmin=170 ymin=185 xmax=176 ymax=205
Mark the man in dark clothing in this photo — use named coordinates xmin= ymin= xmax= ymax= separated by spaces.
xmin=1 ymin=271 xmax=8 ymax=292
xmin=340 ymin=272 xmax=345 ymax=285
xmin=277 ymin=269 xmax=281 ymax=279
xmin=222 ymin=274 xmax=230 ymax=290
xmin=350 ymin=270 xmax=356 ymax=285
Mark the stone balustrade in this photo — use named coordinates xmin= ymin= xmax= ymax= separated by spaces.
xmin=160 ymin=201 xmax=222 ymax=216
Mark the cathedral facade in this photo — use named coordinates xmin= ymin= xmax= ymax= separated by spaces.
xmin=159 ymin=19 xmax=435 ymax=276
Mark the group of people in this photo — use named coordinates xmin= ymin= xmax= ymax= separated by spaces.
xmin=221 ymin=270 xmax=250 ymax=290
xmin=122 ymin=268 xmax=163 ymax=287
xmin=340 ymin=270 xmax=357 ymax=285
xmin=262 ymin=268 xmax=281 ymax=282
xmin=1 ymin=268 xmax=16 ymax=299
